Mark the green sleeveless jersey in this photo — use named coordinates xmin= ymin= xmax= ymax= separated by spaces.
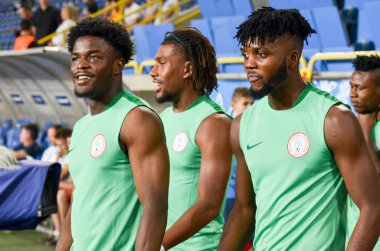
xmin=160 ymin=95 xmax=229 ymax=251
xmin=69 ymin=90 xmax=148 ymax=251
xmin=346 ymin=119 xmax=380 ymax=250
xmin=240 ymin=82 xmax=347 ymax=250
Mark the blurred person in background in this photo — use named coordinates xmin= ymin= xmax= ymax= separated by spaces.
xmin=41 ymin=124 xmax=62 ymax=162
xmin=12 ymin=123 xmax=41 ymax=160
xmin=13 ymin=19 xmax=38 ymax=50
xmin=32 ymin=0 xmax=61 ymax=46
xmin=50 ymin=4 xmax=77 ymax=49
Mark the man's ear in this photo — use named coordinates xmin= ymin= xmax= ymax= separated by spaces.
xmin=114 ymin=58 xmax=126 ymax=74
xmin=288 ymin=50 xmax=300 ymax=69
xmin=183 ymin=61 xmax=193 ymax=79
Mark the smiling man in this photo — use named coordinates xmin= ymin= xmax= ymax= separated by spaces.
xmin=150 ymin=27 xmax=232 ymax=250
xmin=56 ymin=17 xmax=169 ymax=251
xmin=218 ymin=7 xmax=380 ymax=251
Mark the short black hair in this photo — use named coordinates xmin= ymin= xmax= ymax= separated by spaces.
xmin=162 ymin=27 xmax=218 ymax=95
xmin=67 ymin=17 xmax=133 ymax=63
xmin=235 ymin=7 xmax=316 ymax=47
xmin=22 ymin=123 xmax=39 ymax=141
xmin=20 ymin=19 xmax=33 ymax=31
xmin=353 ymin=55 xmax=380 ymax=72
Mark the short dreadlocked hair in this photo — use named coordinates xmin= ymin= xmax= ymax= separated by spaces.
xmin=235 ymin=7 xmax=316 ymax=48
xmin=67 ymin=17 xmax=133 ymax=63
xmin=353 ymin=55 xmax=380 ymax=72
xmin=162 ymin=27 xmax=218 ymax=95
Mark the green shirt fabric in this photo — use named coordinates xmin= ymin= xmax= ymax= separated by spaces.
xmin=240 ymin=82 xmax=347 ymax=250
xmin=346 ymin=119 xmax=380 ymax=250
xmin=69 ymin=90 xmax=148 ymax=251
xmin=160 ymin=95 xmax=229 ymax=251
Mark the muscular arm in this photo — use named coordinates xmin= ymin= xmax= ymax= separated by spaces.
xmin=162 ymin=114 xmax=232 ymax=250
xmin=218 ymin=114 xmax=256 ymax=251
xmin=357 ymin=113 xmax=380 ymax=177
xmin=56 ymin=201 xmax=72 ymax=251
xmin=122 ymin=106 xmax=169 ymax=251
xmin=325 ymin=105 xmax=380 ymax=251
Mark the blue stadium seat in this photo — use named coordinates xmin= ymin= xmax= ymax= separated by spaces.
xmin=345 ymin=0 xmax=360 ymax=8
xmin=132 ymin=23 xmax=174 ymax=63
xmin=198 ymin=0 xmax=235 ymax=18
xmin=0 ymin=119 xmax=13 ymax=146
xmin=231 ymin=0 xmax=253 ymax=17
xmin=312 ymin=6 xmax=350 ymax=50
xmin=190 ymin=18 xmax=214 ymax=46
xmin=269 ymin=0 xmax=291 ymax=9
xmin=309 ymin=0 xmax=334 ymax=8
xmin=210 ymin=15 xmax=244 ymax=57
xmin=210 ymin=15 xmax=245 ymax=73
xmin=363 ymin=1 xmax=380 ymax=49
xmin=357 ymin=9 xmax=373 ymax=43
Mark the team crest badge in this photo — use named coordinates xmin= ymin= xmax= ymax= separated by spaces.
xmin=173 ymin=132 xmax=188 ymax=152
xmin=287 ymin=132 xmax=310 ymax=158
xmin=90 ymin=134 xmax=106 ymax=157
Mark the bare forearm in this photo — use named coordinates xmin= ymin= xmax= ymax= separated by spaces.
xmin=163 ymin=202 xmax=220 ymax=249
xmin=347 ymin=208 xmax=380 ymax=251
xmin=136 ymin=204 xmax=167 ymax=251
xmin=56 ymin=207 xmax=72 ymax=251
xmin=218 ymin=205 xmax=255 ymax=251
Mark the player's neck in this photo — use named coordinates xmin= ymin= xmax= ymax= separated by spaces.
xmin=173 ymin=89 xmax=203 ymax=112
xmin=268 ymin=75 xmax=306 ymax=110
xmin=89 ymin=84 xmax=123 ymax=115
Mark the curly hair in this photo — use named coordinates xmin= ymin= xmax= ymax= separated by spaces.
xmin=67 ymin=17 xmax=133 ymax=63
xmin=162 ymin=27 xmax=218 ymax=95
xmin=235 ymin=7 xmax=316 ymax=48
xmin=353 ymin=55 xmax=380 ymax=72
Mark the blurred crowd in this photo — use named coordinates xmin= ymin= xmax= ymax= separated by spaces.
xmin=12 ymin=0 xmax=178 ymax=50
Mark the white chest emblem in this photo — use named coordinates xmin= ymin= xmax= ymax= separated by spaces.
xmin=90 ymin=134 xmax=106 ymax=158
xmin=173 ymin=132 xmax=188 ymax=152
xmin=287 ymin=132 xmax=310 ymax=158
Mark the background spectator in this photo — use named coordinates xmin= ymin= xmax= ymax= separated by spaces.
xmin=13 ymin=19 xmax=38 ymax=50
xmin=12 ymin=123 xmax=41 ymax=160
xmin=32 ymin=0 xmax=62 ymax=46
xmin=124 ymin=0 xmax=143 ymax=30
xmin=50 ymin=4 xmax=77 ymax=49
xmin=41 ymin=124 xmax=61 ymax=162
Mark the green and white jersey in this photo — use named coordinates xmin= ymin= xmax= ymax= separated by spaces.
xmin=160 ymin=95 xmax=229 ymax=251
xmin=240 ymin=82 xmax=347 ymax=250
xmin=69 ymin=90 xmax=149 ymax=251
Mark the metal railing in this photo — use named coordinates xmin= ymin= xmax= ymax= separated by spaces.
xmin=305 ymin=51 xmax=380 ymax=81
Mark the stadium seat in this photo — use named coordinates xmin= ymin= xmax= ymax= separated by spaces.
xmin=132 ymin=23 xmax=174 ymax=63
xmin=210 ymin=15 xmax=244 ymax=57
xmin=269 ymin=0 xmax=291 ymax=9
xmin=312 ymin=6 xmax=350 ymax=50
xmin=357 ymin=9 xmax=374 ymax=43
xmin=210 ymin=15 xmax=245 ymax=73
xmin=190 ymin=18 xmax=214 ymax=46
xmin=342 ymin=7 xmax=358 ymax=44
xmin=230 ymin=0 xmax=253 ymax=17
xmin=363 ymin=1 xmax=380 ymax=49
xmin=198 ymin=0 xmax=235 ymax=18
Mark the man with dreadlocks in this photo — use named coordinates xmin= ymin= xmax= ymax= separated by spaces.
xmin=348 ymin=55 xmax=380 ymax=250
xmin=218 ymin=7 xmax=380 ymax=251
xmin=150 ymin=27 xmax=232 ymax=250
xmin=56 ymin=17 xmax=169 ymax=251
